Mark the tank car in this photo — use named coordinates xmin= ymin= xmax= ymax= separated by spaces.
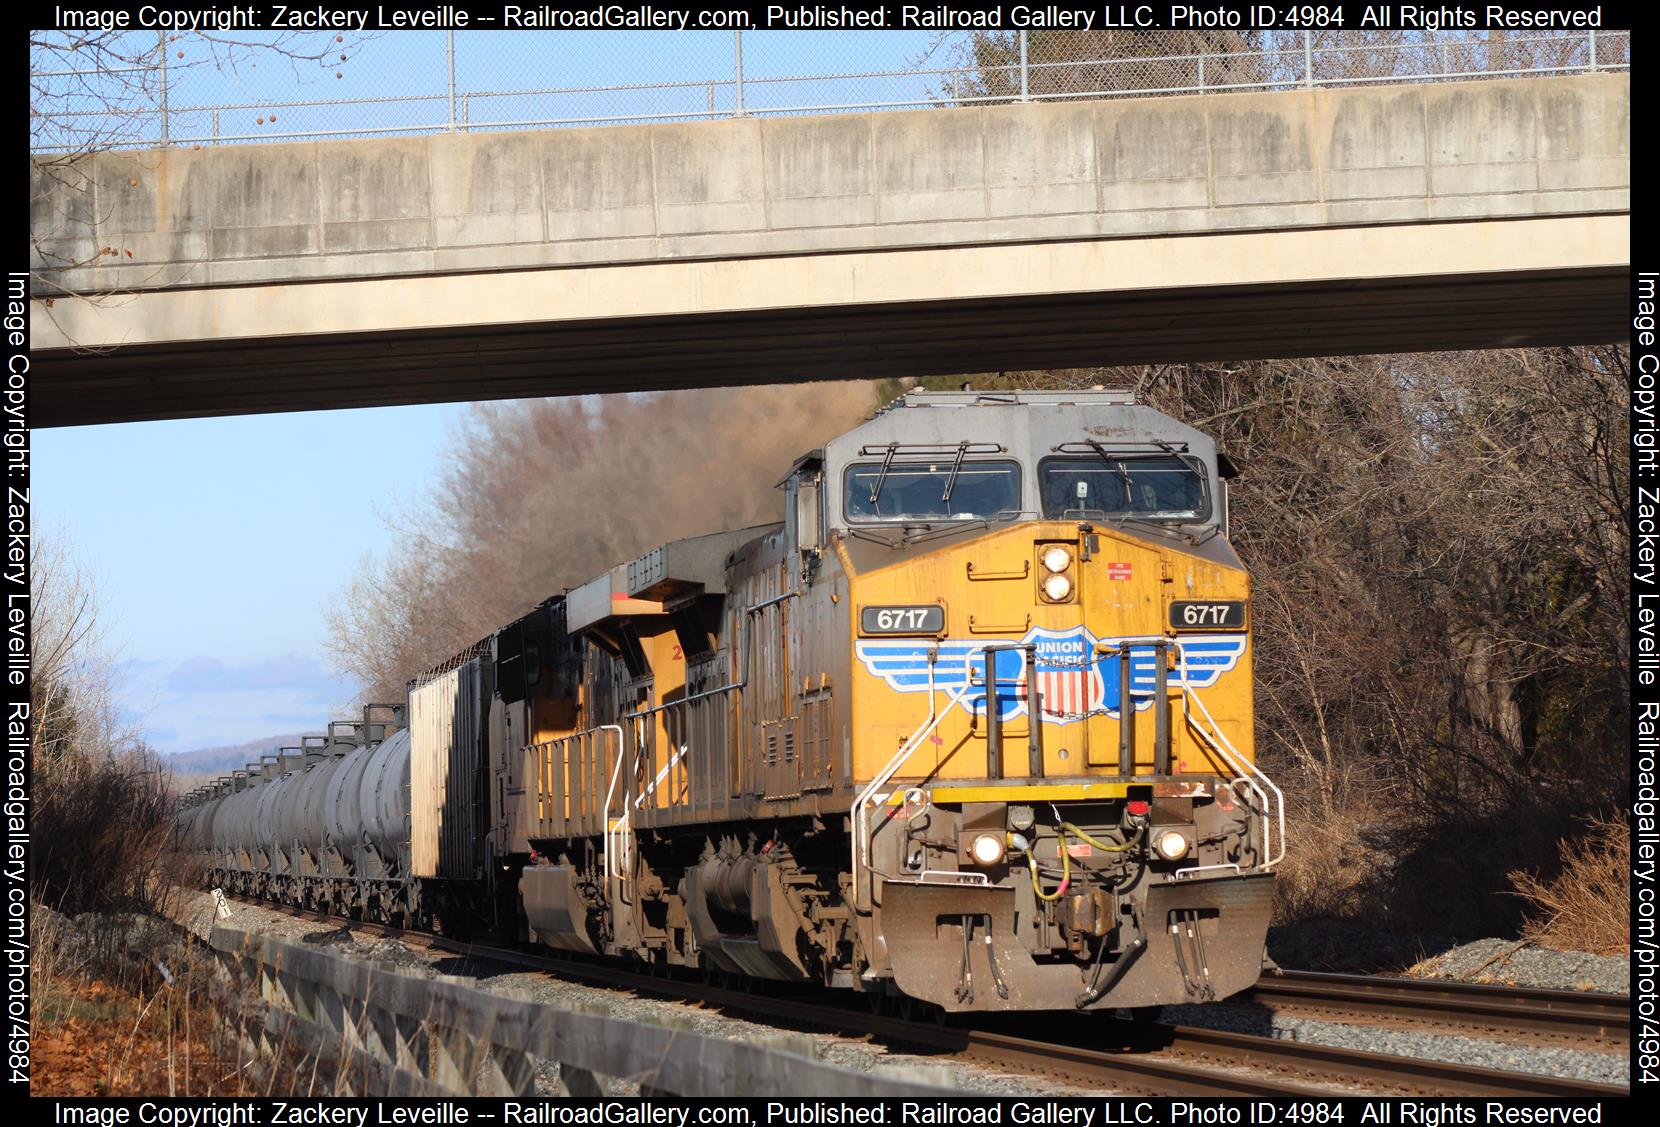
xmin=182 ymin=709 xmax=413 ymax=922
xmin=182 ymin=389 xmax=1282 ymax=1013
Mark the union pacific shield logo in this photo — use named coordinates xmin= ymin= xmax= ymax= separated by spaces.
xmin=855 ymin=626 xmax=1246 ymax=726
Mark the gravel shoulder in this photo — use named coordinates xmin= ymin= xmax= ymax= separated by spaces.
xmin=1405 ymin=938 xmax=1630 ymax=995
xmin=1269 ymin=921 xmax=1630 ymax=995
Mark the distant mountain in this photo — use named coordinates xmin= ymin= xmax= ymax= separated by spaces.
xmin=167 ymin=732 xmax=311 ymax=779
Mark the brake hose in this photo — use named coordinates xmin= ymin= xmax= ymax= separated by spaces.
xmin=1029 ymin=827 xmax=1072 ymax=901
xmin=1060 ymin=822 xmax=1138 ymax=853
xmin=1026 ymin=822 xmax=1142 ymax=902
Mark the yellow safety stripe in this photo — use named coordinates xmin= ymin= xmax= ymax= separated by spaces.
xmin=885 ymin=782 xmax=1157 ymax=804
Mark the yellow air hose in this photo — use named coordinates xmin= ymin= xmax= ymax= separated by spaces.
xmin=1028 ymin=827 xmax=1072 ymax=902
xmin=1060 ymin=822 xmax=1137 ymax=853
xmin=1029 ymin=822 xmax=1140 ymax=902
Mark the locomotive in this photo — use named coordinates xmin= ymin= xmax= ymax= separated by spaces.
xmin=180 ymin=388 xmax=1282 ymax=1013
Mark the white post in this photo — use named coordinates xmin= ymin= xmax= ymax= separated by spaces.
xmin=446 ymin=31 xmax=457 ymax=131
xmin=1303 ymin=31 xmax=1314 ymax=88
xmin=158 ymin=31 xmax=170 ymax=145
xmin=733 ymin=30 xmax=746 ymax=117
xmin=1018 ymin=31 xmax=1030 ymax=101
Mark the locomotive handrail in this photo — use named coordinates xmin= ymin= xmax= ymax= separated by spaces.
xmin=596 ymin=724 xmax=627 ymax=898
xmin=852 ymin=649 xmax=983 ymax=912
xmin=625 ymin=680 xmax=746 ymax=717
xmin=851 ymin=635 xmax=1280 ymax=911
xmin=533 ymin=682 xmax=743 ymax=840
xmin=746 ymin=591 xmax=800 ymax=614
xmin=1174 ymin=642 xmax=1285 ymax=870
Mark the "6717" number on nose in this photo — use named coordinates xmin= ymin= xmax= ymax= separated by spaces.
xmin=1169 ymin=601 xmax=1246 ymax=630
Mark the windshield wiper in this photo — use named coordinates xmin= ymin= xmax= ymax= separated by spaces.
xmin=867 ymin=443 xmax=898 ymax=508
xmin=847 ymin=526 xmax=905 ymax=549
xmin=1101 ymin=513 xmax=1199 ymax=544
xmin=938 ymin=441 xmax=970 ymax=506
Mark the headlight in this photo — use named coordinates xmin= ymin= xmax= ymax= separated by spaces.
xmin=1040 ymin=546 xmax=1072 ymax=574
xmin=969 ymin=832 xmax=1007 ymax=866
xmin=1154 ymin=830 xmax=1190 ymax=861
xmin=1042 ymin=573 xmax=1072 ymax=601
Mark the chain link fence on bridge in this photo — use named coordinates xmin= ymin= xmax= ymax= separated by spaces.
xmin=30 ymin=28 xmax=1631 ymax=153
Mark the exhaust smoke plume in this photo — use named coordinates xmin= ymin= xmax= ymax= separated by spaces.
xmin=329 ymin=380 xmax=881 ymax=699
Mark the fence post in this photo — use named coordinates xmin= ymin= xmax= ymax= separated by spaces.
xmin=1018 ymin=31 xmax=1030 ymax=101
xmin=1587 ymin=29 xmax=1598 ymax=71
xmin=446 ymin=31 xmax=457 ymax=131
xmin=158 ymin=31 xmax=170 ymax=145
xmin=733 ymin=30 xmax=746 ymax=117
xmin=1303 ymin=31 xmax=1314 ymax=88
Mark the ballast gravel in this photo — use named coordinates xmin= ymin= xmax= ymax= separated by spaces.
xmin=1407 ymin=938 xmax=1630 ymax=995
xmin=1156 ymin=1001 xmax=1628 ymax=1089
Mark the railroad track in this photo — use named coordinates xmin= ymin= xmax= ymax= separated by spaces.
xmin=224 ymin=897 xmax=1627 ymax=1099
xmin=1245 ymin=970 xmax=1630 ymax=1049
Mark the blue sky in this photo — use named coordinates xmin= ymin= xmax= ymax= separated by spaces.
xmin=33 ymin=404 xmax=464 ymax=752
xmin=37 ymin=29 xmax=955 ymax=148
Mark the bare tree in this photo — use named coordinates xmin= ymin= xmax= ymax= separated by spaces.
xmin=31 ymin=530 xmax=179 ymax=914
xmin=328 ymin=381 xmax=882 ymax=699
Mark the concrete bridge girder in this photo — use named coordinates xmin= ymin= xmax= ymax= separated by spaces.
xmin=28 ymin=73 xmax=1629 ymax=426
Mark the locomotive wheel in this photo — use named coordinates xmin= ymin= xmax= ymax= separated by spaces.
xmin=906 ymin=998 xmax=950 ymax=1026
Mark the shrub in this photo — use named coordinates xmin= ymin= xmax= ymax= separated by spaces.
xmin=1508 ymin=813 xmax=1629 ymax=955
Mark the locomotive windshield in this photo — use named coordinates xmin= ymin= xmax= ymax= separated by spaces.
xmin=1039 ymin=454 xmax=1209 ymax=521
xmin=844 ymin=459 xmax=1021 ymax=522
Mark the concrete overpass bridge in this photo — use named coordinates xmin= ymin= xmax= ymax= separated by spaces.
xmin=29 ymin=72 xmax=1628 ymax=427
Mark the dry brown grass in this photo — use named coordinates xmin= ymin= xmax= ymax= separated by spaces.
xmin=31 ymin=900 xmax=437 ymax=1096
xmin=1508 ymin=814 xmax=1630 ymax=955
xmin=30 ymin=906 xmax=256 ymax=1096
xmin=1271 ymin=794 xmax=1392 ymax=925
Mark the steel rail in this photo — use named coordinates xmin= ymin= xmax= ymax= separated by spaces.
xmin=1155 ymin=1023 xmax=1625 ymax=1098
xmin=1247 ymin=969 xmax=1630 ymax=1047
xmin=226 ymin=896 xmax=1627 ymax=1098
